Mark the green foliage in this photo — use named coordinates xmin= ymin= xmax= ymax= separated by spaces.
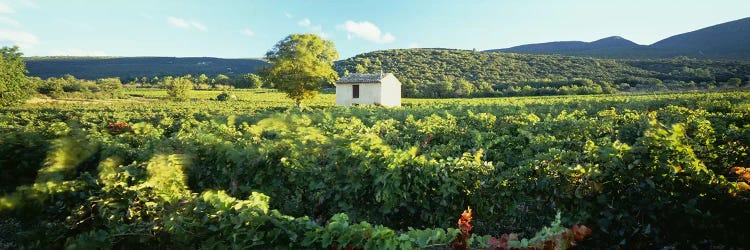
xmin=0 ymin=132 xmax=96 ymax=212
xmin=213 ymin=74 xmax=230 ymax=86
xmin=165 ymin=76 xmax=193 ymax=101
xmin=264 ymin=34 xmax=339 ymax=107
xmin=248 ymin=73 xmax=263 ymax=89
xmin=727 ymin=77 xmax=742 ymax=87
xmin=196 ymin=73 xmax=209 ymax=85
xmin=1 ymin=91 xmax=750 ymax=248
xmin=35 ymin=74 xmax=125 ymax=99
xmin=96 ymin=77 xmax=124 ymax=97
xmin=0 ymin=46 xmax=30 ymax=107
xmin=334 ymin=49 xmax=750 ymax=98
xmin=233 ymin=73 xmax=264 ymax=89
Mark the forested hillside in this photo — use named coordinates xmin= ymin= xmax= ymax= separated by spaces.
xmin=335 ymin=49 xmax=750 ymax=97
xmin=24 ymin=57 xmax=268 ymax=80
xmin=337 ymin=49 xmax=655 ymax=83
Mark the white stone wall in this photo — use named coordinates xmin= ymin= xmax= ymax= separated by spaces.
xmin=379 ymin=74 xmax=402 ymax=107
xmin=335 ymin=83 xmax=381 ymax=106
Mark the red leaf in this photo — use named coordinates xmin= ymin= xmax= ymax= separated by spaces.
xmin=570 ymin=224 xmax=592 ymax=241
xmin=732 ymin=166 xmax=746 ymax=175
xmin=741 ymin=173 xmax=750 ymax=182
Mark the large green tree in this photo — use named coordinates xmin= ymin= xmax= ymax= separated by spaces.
xmin=0 ymin=46 xmax=30 ymax=107
xmin=264 ymin=34 xmax=339 ymax=107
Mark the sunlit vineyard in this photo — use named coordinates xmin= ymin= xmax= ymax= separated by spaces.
xmin=2 ymin=91 xmax=750 ymax=249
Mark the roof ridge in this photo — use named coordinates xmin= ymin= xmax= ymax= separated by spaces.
xmin=337 ymin=72 xmax=392 ymax=83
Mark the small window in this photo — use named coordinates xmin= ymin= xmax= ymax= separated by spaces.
xmin=353 ymin=85 xmax=360 ymax=98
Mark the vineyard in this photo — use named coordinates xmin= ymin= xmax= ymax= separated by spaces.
xmin=2 ymin=91 xmax=750 ymax=249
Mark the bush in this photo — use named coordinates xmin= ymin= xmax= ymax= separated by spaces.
xmin=727 ymin=78 xmax=742 ymax=87
xmin=96 ymin=78 xmax=124 ymax=97
xmin=165 ymin=77 xmax=193 ymax=101
xmin=245 ymin=73 xmax=264 ymax=89
xmin=194 ymin=83 xmax=211 ymax=90
xmin=216 ymin=91 xmax=237 ymax=101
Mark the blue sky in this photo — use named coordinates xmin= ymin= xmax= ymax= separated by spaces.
xmin=0 ymin=0 xmax=749 ymax=59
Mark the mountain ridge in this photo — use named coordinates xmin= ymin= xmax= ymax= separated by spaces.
xmin=24 ymin=56 xmax=268 ymax=80
xmin=485 ymin=17 xmax=750 ymax=60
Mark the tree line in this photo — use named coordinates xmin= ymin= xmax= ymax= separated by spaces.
xmin=124 ymin=73 xmax=267 ymax=89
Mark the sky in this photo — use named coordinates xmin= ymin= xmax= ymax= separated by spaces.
xmin=0 ymin=0 xmax=749 ymax=59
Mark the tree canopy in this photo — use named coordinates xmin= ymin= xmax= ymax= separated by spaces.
xmin=0 ymin=46 xmax=30 ymax=107
xmin=264 ymin=34 xmax=339 ymax=107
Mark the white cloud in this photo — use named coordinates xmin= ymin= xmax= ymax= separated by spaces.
xmin=0 ymin=29 xmax=37 ymax=48
xmin=190 ymin=21 xmax=207 ymax=31
xmin=167 ymin=16 xmax=207 ymax=31
xmin=49 ymin=48 xmax=107 ymax=57
xmin=0 ymin=2 xmax=39 ymax=50
xmin=382 ymin=33 xmax=395 ymax=43
xmin=408 ymin=42 xmax=420 ymax=48
xmin=168 ymin=16 xmax=190 ymax=28
xmin=0 ymin=16 xmax=20 ymax=27
xmin=338 ymin=20 xmax=395 ymax=43
xmin=241 ymin=28 xmax=254 ymax=37
xmin=297 ymin=18 xmax=310 ymax=27
xmin=0 ymin=2 xmax=14 ymax=14
xmin=295 ymin=18 xmax=329 ymax=38
xmin=284 ymin=12 xmax=293 ymax=19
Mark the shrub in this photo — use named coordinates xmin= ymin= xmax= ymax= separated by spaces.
xmin=216 ymin=91 xmax=237 ymax=101
xmin=165 ymin=77 xmax=193 ymax=101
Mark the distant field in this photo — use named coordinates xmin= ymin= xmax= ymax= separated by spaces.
xmin=121 ymin=88 xmax=335 ymax=107
xmin=125 ymin=88 xmax=294 ymax=99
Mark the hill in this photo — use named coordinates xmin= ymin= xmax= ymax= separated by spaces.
xmin=24 ymin=57 xmax=268 ymax=80
xmin=487 ymin=17 xmax=750 ymax=60
xmin=492 ymin=36 xmax=643 ymax=56
xmin=335 ymin=48 xmax=750 ymax=97
xmin=650 ymin=17 xmax=750 ymax=59
xmin=334 ymin=49 xmax=654 ymax=84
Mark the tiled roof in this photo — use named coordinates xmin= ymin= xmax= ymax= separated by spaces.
xmin=337 ymin=73 xmax=392 ymax=83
